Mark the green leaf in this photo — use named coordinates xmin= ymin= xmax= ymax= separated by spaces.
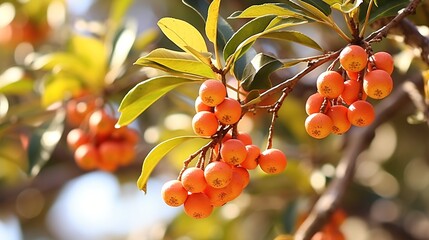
xmin=135 ymin=48 xmax=215 ymax=78
xmin=323 ymin=0 xmax=363 ymax=13
xmin=137 ymin=136 xmax=209 ymax=192
xmin=157 ymin=17 xmax=208 ymax=54
xmin=359 ymin=0 xmax=408 ymax=24
xmin=117 ymin=76 xmax=200 ymax=126
xmin=281 ymin=58 xmax=309 ymax=68
xmin=206 ymin=0 xmax=221 ymax=44
xmin=27 ymin=109 xmax=65 ymax=176
xmin=228 ymin=3 xmax=305 ymax=19
xmin=241 ymin=53 xmax=283 ymax=91
xmin=260 ymin=30 xmax=323 ymax=51
xmin=223 ymin=15 xmax=277 ymax=62
xmin=108 ymin=21 xmax=137 ymax=72
xmin=243 ymin=90 xmax=262 ymax=106
xmin=299 ymin=0 xmax=331 ymax=16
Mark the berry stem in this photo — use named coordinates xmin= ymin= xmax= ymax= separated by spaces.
xmin=266 ymin=90 xmax=288 ymax=150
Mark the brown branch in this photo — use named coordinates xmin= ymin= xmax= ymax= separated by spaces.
xmin=294 ymin=72 xmax=424 ymax=240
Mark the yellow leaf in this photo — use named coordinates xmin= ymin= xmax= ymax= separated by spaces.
xmin=206 ymin=0 xmax=221 ymax=44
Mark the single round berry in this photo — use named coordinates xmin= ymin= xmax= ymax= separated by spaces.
xmin=363 ymin=69 xmax=393 ymax=99
xmin=74 ymin=143 xmax=100 ymax=170
xmin=67 ymin=128 xmax=90 ymax=151
xmin=340 ymin=80 xmax=360 ymax=105
xmin=98 ymin=141 xmax=121 ymax=172
xmin=240 ymin=144 xmax=260 ymax=170
xmin=326 ymin=105 xmax=351 ymax=135
xmin=236 ymin=132 xmax=253 ymax=145
xmin=181 ymin=167 xmax=207 ymax=193
xmin=306 ymin=92 xmax=330 ymax=115
xmin=192 ymin=111 xmax=219 ymax=137
xmin=369 ymin=51 xmax=394 ymax=74
xmin=204 ymin=185 xmax=232 ymax=207
xmin=184 ymin=192 xmax=213 ymax=219
xmin=316 ymin=71 xmax=345 ymax=99
xmin=199 ymin=79 xmax=227 ymax=107
xmin=232 ymin=166 xmax=250 ymax=188
xmin=258 ymin=148 xmax=287 ymax=174
xmin=118 ymin=142 xmax=136 ymax=166
xmin=305 ymin=113 xmax=333 ymax=139
xmin=161 ymin=180 xmax=188 ymax=207
xmin=214 ymin=97 xmax=242 ymax=125
xmin=88 ymin=109 xmax=116 ymax=140
xmin=204 ymin=161 xmax=233 ymax=188
xmin=220 ymin=139 xmax=247 ymax=165
xmin=66 ymin=96 xmax=96 ymax=127
xmin=347 ymin=100 xmax=375 ymax=127
xmin=339 ymin=45 xmax=368 ymax=72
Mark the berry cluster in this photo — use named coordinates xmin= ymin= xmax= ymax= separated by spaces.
xmin=66 ymin=95 xmax=139 ymax=171
xmin=305 ymin=45 xmax=394 ymax=139
xmin=161 ymin=79 xmax=288 ymax=219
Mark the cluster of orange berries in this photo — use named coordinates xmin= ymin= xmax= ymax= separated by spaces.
xmin=305 ymin=45 xmax=394 ymax=139
xmin=161 ymin=79 xmax=288 ymax=219
xmin=66 ymin=95 xmax=139 ymax=171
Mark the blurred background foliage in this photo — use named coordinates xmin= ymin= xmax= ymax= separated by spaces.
xmin=0 ymin=0 xmax=428 ymax=240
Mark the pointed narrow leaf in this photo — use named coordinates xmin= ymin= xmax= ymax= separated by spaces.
xmin=323 ymin=0 xmax=363 ymax=13
xmin=292 ymin=0 xmax=331 ymax=22
xmin=118 ymin=76 xmax=200 ymax=126
xmin=206 ymin=0 xmax=221 ymax=44
xmin=137 ymin=136 xmax=209 ymax=192
xmin=228 ymin=3 xmax=304 ymax=19
xmin=359 ymin=0 xmax=408 ymax=24
xmin=27 ymin=109 xmax=65 ymax=176
xmin=282 ymin=58 xmax=308 ymax=68
xmin=135 ymin=48 xmax=215 ymax=78
xmin=299 ymin=0 xmax=331 ymax=16
xmin=184 ymin=46 xmax=213 ymax=66
xmin=241 ymin=53 xmax=283 ymax=91
xmin=158 ymin=17 xmax=208 ymax=54
xmin=260 ymin=30 xmax=323 ymax=51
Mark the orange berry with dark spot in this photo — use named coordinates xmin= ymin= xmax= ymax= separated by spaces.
xmin=363 ymin=69 xmax=393 ymax=99
xmin=199 ymin=79 xmax=226 ymax=107
xmin=317 ymin=71 xmax=345 ymax=99
xmin=221 ymin=139 xmax=247 ymax=165
xmin=339 ymin=45 xmax=368 ymax=72
xmin=215 ymin=97 xmax=242 ymax=125
xmin=258 ymin=148 xmax=287 ymax=174
xmin=195 ymin=96 xmax=213 ymax=112
xmin=192 ymin=111 xmax=219 ymax=137
xmin=184 ymin=192 xmax=213 ymax=219
xmin=181 ymin=167 xmax=207 ymax=193
xmin=161 ymin=180 xmax=188 ymax=207
xmin=240 ymin=144 xmax=260 ymax=170
xmin=326 ymin=105 xmax=351 ymax=134
xmin=340 ymin=80 xmax=360 ymax=105
xmin=369 ymin=51 xmax=394 ymax=74
xmin=204 ymin=161 xmax=233 ymax=188
xmin=347 ymin=100 xmax=375 ymax=127
xmin=306 ymin=92 xmax=330 ymax=115
xmin=204 ymin=185 xmax=232 ymax=207
xmin=305 ymin=113 xmax=333 ymax=139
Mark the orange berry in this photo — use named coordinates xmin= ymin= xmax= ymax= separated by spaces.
xmin=118 ymin=142 xmax=136 ymax=166
xmin=339 ymin=45 xmax=368 ymax=72
xmin=214 ymin=97 xmax=242 ymax=125
xmin=204 ymin=161 xmax=233 ymax=188
xmin=74 ymin=143 xmax=100 ymax=171
xmin=232 ymin=166 xmax=250 ymax=188
xmin=306 ymin=92 xmax=330 ymax=115
xmin=258 ymin=148 xmax=287 ymax=174
xmin=369 ymin=51 xmax=394 ymax=74
xmin=66 ymin=96 xmax=96 ymax=127
xmin=240 ymin=144 xmax=260 ymax=170
xmin=88 ymin=109 xmax=116 ymax=140
xmin=195 ymin=96 xmax=213 ymax=112
xmin=67 ymin=128 xmax=90 ymax=151
xmin=184 ymin=192 xmax=213 ymax=219
xmin=199 ymin=79 xmax=226 ymax=107
xmin=326 ymin=105 xmax=351 ymax=134
xmin=317 ymin=71 xmax=345 ymax=99
xmin=227 ymin=172 xmax=245 ymax=201
xmin=236 ymin=132 xmax=253 ymax=145
xmin=161 ymin=180 xmax=188 ymax=207
xmin=111 ymin=127 xmax=139 ymax=145
xmin=347 ymin=100 xmax=375 ymax=127
xmin=220 ymin=139 xmax=247 ymax=165
xmin=181 ymin=167 xmax=207 ymax=193
xmin=192 ymin=111 xmax=219 ymax=136
xmin=204 ymin=185 xmax=232 ymax=207
xmin=98 ymin=141 xmax=121 ymax=172
xmin=340 ymin=80 xmax=360 ymax=105
xmin=363 ymin=69 xmax=393 ymax=99
xmin=305 ymin=113 xmax=333 ymax=139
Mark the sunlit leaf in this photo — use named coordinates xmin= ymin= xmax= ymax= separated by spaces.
xmin=32 ymin=53 xmax=89 ymax=79
xmin=281 ymin=58 xmax=308 ymax=68
xmin=135 ymin=48 xmax=215 ymax=78
xmin=109 ymin=0 xmax=133 ymax=25
xmin=0 ymin=67 xmax=33 ymax=95
xmin=118 ymin=76 xmax=200 ymax=126
xmin=260 ymin=30 xmax=323 ymax=51
xmin=109 ymin=20 xmax=137 ymax=71
xmin=137 ymin=136 xmax=209 ymax=192
xmin=27 ymin=109 xmax=65 ymax=176
xmin=299 ymin=0 xmax=331 ymax=16
xmin=206 ymin=0 xmax=221 ymax=44
xmin=183 ymin=46 xmax=213 ymax=66
xmin=241 ymin=53 xmax=283 ymax=91
xmin=323 ymin=0 xmax=363 ymax=13
xmin=42 ymin=76 xmax=82 ymax=107
xmin=228 ymin=3 xmax=305 ymax=19
xmin=157 ymin=17 xmax=208 ymax=54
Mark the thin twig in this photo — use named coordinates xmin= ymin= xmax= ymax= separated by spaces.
xmin=266 ymin=90 xmax=288 ymax=150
